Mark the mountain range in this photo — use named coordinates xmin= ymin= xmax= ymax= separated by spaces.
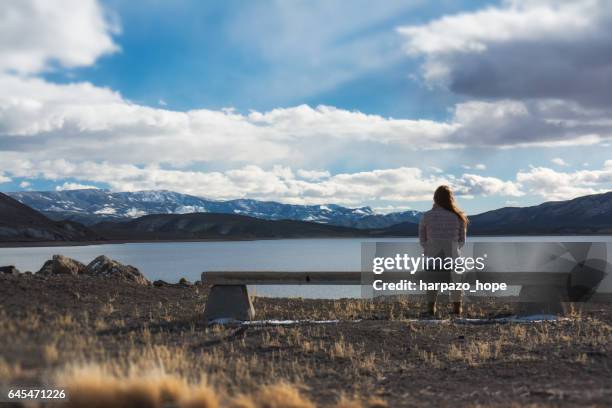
xmin=0 ymin=192 xmax=407 ymax=243
xmin=8 ymin=189 xmax=421 ymax=228
xmin=2 ymin=189 xmax=612 ymax=244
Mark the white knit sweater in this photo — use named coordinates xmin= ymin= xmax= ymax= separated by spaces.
xmin=418 ymin=204 xmax=466 ymax=254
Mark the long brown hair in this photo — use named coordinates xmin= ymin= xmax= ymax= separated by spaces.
xmin=433 ymin=185 xmax=468 ymax=229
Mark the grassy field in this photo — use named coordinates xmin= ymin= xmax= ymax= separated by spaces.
xmin=0 ymin=274 xmax=610 ymax=407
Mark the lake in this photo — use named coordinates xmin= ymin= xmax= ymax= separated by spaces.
xmin=1 ymin=236 xmax=611 ymax=298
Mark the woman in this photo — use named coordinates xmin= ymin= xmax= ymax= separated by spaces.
xmin=419 ymin=185 xmax=468 ymax=316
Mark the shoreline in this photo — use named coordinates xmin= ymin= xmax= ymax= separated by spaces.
xmin=2 ymin=233 xmax=612 ymax=248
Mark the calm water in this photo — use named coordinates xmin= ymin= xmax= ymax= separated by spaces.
xmin=1 ymin=237 xmax=611 ymax=298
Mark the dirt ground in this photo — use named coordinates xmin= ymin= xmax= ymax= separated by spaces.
xmin=0 ymin=274 xmax=610 ymax=407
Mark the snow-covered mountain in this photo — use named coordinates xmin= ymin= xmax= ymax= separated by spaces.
xmin=7 ymin=189 xmax=422 ymax=228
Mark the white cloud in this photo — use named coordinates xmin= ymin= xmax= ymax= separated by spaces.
xmin=2 ymin=74 xmax=609 ymax=173
xmin=399 ymin=1 xmax=593 ymax=57
xmin=2 ymin=158 xmax=523 ymax=206
xmin=396 ymin=1 xmax=612 ymax=149
xmin=0 ymin=173 xmax=11 ymax=183
xmin=18 ymin=181 xmax=30 ymax=188
xmin=449 ymin=99 xmax=608 ymax=148
xmin=371 ymin=205 xmax=413 ymax=214
xmin=296 ymin=169 xmax=331 ymax=181
xmin=0 ymin=0 xmax=609 ymax=177
xmin=462 ymin=163 xmax=486 ymax=171
xmin=454 ymin=173 xmax=523 ymax=198
xmin=517 ymin=160 xmax=612 ymax=200
xmin=55 ymin=182 xmax=99 ymax=191
xmin=398 ymin=1 xmax=612 ymax=108
xmin=551 ymin=157 xmax=568 ymax=166
xmin=0 ymin=0 xmax=119 ymax=75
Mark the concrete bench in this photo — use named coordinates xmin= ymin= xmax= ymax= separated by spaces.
xmin=201 ymin=271 xmax=360 ymax=322
xmin=200 ymin=269 xmax=606 ymax=322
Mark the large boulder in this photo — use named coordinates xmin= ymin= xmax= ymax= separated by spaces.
xmin=85 ymin=255 xmax=150 ymax=286
xmin=37 ymin=255 xmax=86 ymax=276
xmin=0 ymin=265 xmax=20 ymax=275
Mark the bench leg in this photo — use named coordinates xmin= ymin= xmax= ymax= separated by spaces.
xmin=518 ymin=285 xmax=565 ymax=315
xmin=203 ymin=284 xmax=255 ymax=323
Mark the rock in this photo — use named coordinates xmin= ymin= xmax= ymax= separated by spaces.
xmin=36 ymin=255 xmax=86 ymax=276
xmin=0 ymin=265 xmax=20 ymax=275
xmin=37 ymin=260 xmax=53 ymax=275
xmin=85 ymin=255 xmax=150 ymax=286
xmin=154 ymin=278 xmax=192 ymax=287
xmin=153 ymin=279 xmax=170 ymax=287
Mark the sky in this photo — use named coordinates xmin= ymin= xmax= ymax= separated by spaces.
xmin=1 ymin=0 xmax=612 ymax=214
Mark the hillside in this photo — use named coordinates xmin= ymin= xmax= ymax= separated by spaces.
xmin=469 ymin=191 xmax=612 ymax=235
xmin=92 ymin=212 xmax=397 ymax=240
xmin=0 ymin=192 xmax=99 ymax=242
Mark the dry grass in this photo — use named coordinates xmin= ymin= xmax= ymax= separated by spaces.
xmin=0 ymin=275 xmax=611 ymax=407
xmin=2 ymin=304 xmax=611 ymax=406
xmin=39 ymin=363 xmax=386 ymax=408
xmin=331 ymin=396 xmax=388 ymax=408
xmin=329 ymin=335 xmax=356 ymax=359
xmin=447 ymin=340 xmax=500 ymax=366
xmin=54 ymin=364 xmax=219 ymax=408
xmin=43 ymin=342 xmax=60 ymax=364
xmin=252 ymin=296 xmax=500 ymax=321
xmin=0 ymin=356 xmax=21 ymax=382
xmin=232 ymin=382 xmax=315 ymax=408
